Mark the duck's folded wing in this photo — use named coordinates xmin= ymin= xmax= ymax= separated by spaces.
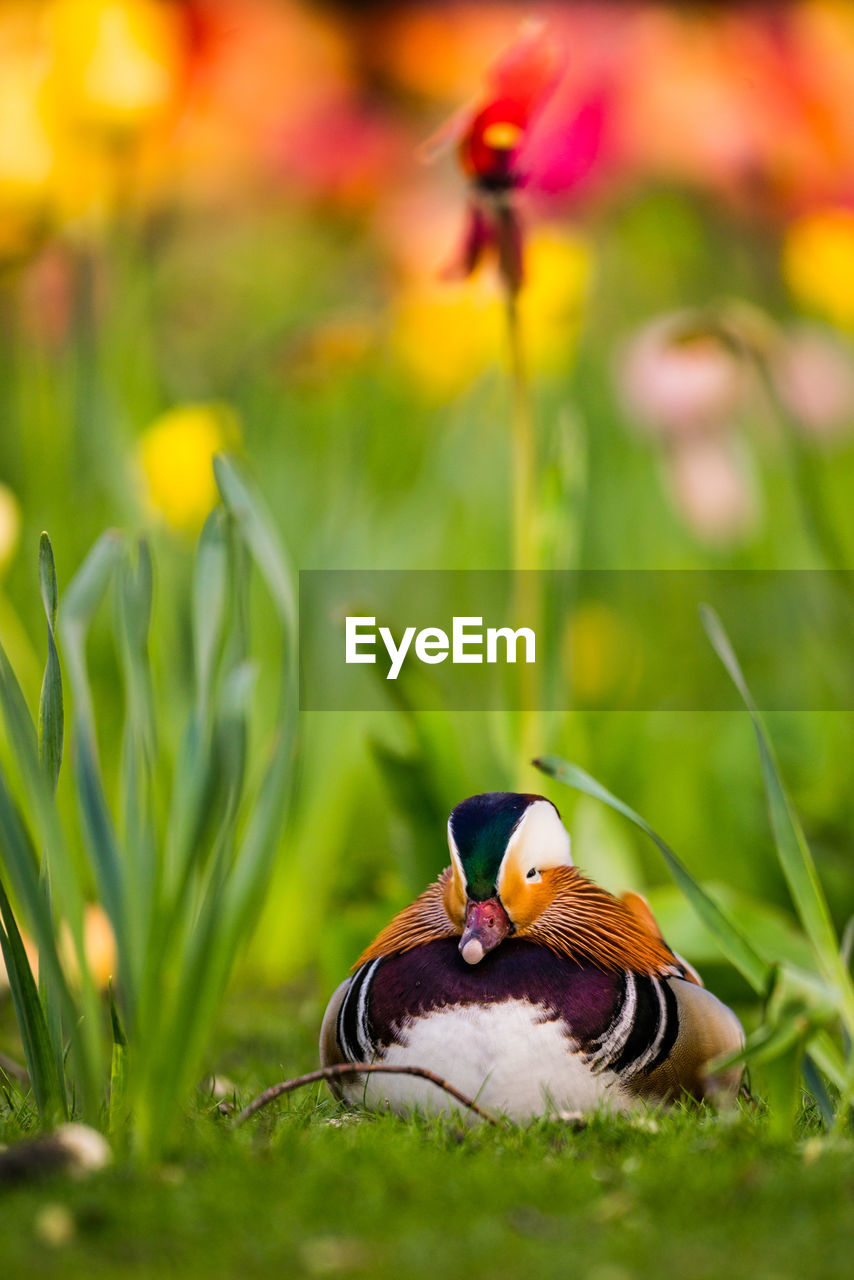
xmin=632 ymin=977 xmax=744 ymax=1105
xmin=620 ymin=891 xmax=703 ymax=986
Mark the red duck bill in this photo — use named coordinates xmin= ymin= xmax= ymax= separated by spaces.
xmin=459 ymin=897 xmax=512 ymax=965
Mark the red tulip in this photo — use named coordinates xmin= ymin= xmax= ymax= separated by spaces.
xmin=439 ymin=22 xmax=586 ymax=296
xmin=458 ymin=24 xmax=565 ymax=187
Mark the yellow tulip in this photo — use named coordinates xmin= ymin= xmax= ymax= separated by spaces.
xmin=392 ymin=228 xmax=593 ymax=398
xmin=783 ymin=208 xmax=854 ymax=329
xmin=136 ymin=403 xmax=240 ymax=533
xmin=0 ymin=13 xmax=54 ymax=261
xmin=45 ymin=0 xmax=182 ymax=135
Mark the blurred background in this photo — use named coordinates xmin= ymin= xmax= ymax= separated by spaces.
xmin=1 ymin=0 xmax=853 ymax=1010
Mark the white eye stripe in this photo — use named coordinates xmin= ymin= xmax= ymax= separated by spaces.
xmin=502 ymin=800 xmax=572 ymax=879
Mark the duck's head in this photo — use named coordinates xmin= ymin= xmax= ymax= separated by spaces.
xmin=445 ymin=792 xmax=572 ymax=965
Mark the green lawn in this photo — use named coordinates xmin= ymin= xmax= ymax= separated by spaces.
xmin=2 ymin=990 xmax=851 ymax=1280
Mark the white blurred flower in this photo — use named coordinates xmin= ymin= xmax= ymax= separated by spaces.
xmin=667 ymin=436 xmax=756 ymax=545
xmin=617 ymin=312 xmax=744 ymax=438
xmin=771 ymin=325 xmax=854 ymax=441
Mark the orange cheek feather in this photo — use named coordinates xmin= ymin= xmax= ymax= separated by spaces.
xmin=443 ymin=866 xmax=466 ymax=929
xmin=500 ymin=865 xmax=559 ymax=933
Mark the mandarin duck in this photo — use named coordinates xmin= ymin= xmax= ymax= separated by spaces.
xmin=320 ymin=793 xmax=744 ymax=1119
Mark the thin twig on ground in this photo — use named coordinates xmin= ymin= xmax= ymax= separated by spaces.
xmin=233 ymin=1063 xmax=501 ymax=1127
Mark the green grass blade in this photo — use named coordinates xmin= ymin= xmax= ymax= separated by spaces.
xmin=58 ymin=530 xmax=134 ymax=1015
xmin=161 ymin=513 xmax=231 ymax=912
xmin=841 ymin=915 xmax=854 ymax=974
xmin=204 ymin=524 xmax=252 ymax=862
xmin=699 ymin=605 xmax=854 ymax=1025
xmin=0 ymin=636 xmax=81 ymax=955
xmin=143 ymin=719 xmax=295 ymax=1154
xmin=802 ymin=1054 xmax=836 ymax=1128
xmin=36 ymin=533 xmax=67 ymax=1093
xmin=115 ymin=539 xmax=156 ymax=759
xmin=135 ymin=464 xmax=298 ymax=1158
xmin=0 ymin=645 xmax=40 ymax=780
xmin=806 ymin=1030 xmax=848 ymax=1094
xmin=37 ymin=534 xmax=63 ymax=794
xmin=0 ymin=876 xmax=66 ymax=1121
xmin=59 ymin=530 xmax=125 ymax=730
xmin=0 ymin=642 xmax=77 ymax=965
xmin=0 ymin=777 xmax=98 ymax=1131
xmin=108 ymin=980 xmax=129 ymax=1137
xmin=115 ymin=540 xmax=158 ymax=983
xmin=0 ymin=636 xmax=100 ymax=1118
xmin=534 ymin=755 xmax=772 ymax=995
xmin=75 ymin=737 xmax=132 ymax=998
xmin=0 ymin=769 xmax=68 ymax=1007
xmin=226 ymin=712 xmax=296 ymax=938
xmin=213 ymin=454 xmax=297 ymax=636
xmin=193 ymin=508 xmax=230 ymax=719
xmin=162 ymin=715 xmax=215 ymax=905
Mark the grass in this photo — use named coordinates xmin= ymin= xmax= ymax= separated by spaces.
xmin=1 ymin=989 xmax=853 ymax=1280
xmin=0 ymin=458 xmax=298 ymax=1155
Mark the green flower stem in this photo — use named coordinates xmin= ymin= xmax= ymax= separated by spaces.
xmin=505 ymin=290 xmax=543 ymax=783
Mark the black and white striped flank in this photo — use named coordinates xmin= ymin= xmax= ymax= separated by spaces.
xmin=582 ymin=972 xmax=678 ymax=1080
xmin=336 ymin=959 xmax=382 ymax=1062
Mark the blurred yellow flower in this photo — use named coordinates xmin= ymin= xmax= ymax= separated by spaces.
xmin=563 ymin=601 xmax=641 ymax=707
xmin=519 ymin=231 xmax=594 ymax=369
xmin=393 ymin=282 xmax=503 ymax=399
xmin=783 ymin=208 xmax=854 ymax=328
xmin=46 ymin=0 xmax=182 ymax=135
xmin=393 ymin=228 xmax=593 ymax=398
xmin=39 ymin=0 xmax=184 ymax=228
xmin=0 ymin=482 xmax=22 ymax=574
xmin=0 ymin=11 xmax=54 ymax=260
xmin=137 ymin=403 xmax=240 ymax=533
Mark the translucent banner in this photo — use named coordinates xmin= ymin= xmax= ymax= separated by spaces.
xmin=299 ymin=570 xmax=854 ymax=712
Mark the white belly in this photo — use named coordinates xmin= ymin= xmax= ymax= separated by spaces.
xmin=339 ymin=1000 xmax=628 ymax=1121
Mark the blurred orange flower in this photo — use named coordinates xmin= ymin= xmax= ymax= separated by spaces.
xmin=0 ymin=482 xmax=22 ymax=574
xmin=0 ymin=904 xmax=116 ymax=993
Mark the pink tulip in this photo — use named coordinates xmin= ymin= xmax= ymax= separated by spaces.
xmin=618 ymin=313 xmax=744 ymax=439
xmin=667 ymin=436 xmax=756 ymax=544
xmin=771 ymin=325 xmax=854 ymax=441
